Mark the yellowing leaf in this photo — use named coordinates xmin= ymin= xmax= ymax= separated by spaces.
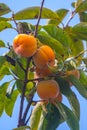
xmin=14 ymin=6 xmax=59 ymax=20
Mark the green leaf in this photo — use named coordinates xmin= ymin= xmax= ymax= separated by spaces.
xmin=37 ymin=31 xmax=65 ymax=57
xmin=16 ymin=80 xmax=24 ymax=93
xmin=13 ymin=61 xmax=25 ymax=79
xmin=14 ymin=6 xmax=59 ymax=20
xmin=13 ymin=126 xmax=30 ymax=130
xmin=0 ymin=3 xmax=11 ymax=16
xmin=0 ymin=65 xmax=11 ymax=80
xmin=43 ymin=25 xmax=71 ymax=48
xmin=76 ymin=1 xmax=87 ymax=12
xmin=79 ymin=70 xmax=87 ymax=90
xmin=5 ymin=89 xmax=19 ymax=117
xmin=70 ymin=37 xmax=84 ymax=56
xmin=0 ymin=21 xmax=12 ymax=32
xmin=0 ymin=40 xmax=5 ymax=47
xmin=0 ymin=56 xmax=6 ymax=68
xmin=55 ymin=102 xmax=79 ymax=130
xmin=17 ymin=22 xmax=42 ymax=34
xmin=82 ymin=57 xmax=87 ymax=67
xmin=67 ymin=75 xmax=87 ymax=99
xmin=0 ymin=16 xmax=8 ymax=21
xmin=48 ymin=9 xmax=68 ymax=25
xmin=79 ymin=12 xmax=87 ymax=22
xmin=0 ymin=82 xmax=10 ymax=116
xmin=72 ymin=22 xmax=87 ymax=40
xmin=30 ymin=102 xmax=42 ymax=130
xmin=39 ymin=103 xmax=64 ymax=130
xmin=55 ymin=77 xmax=80 ymax=120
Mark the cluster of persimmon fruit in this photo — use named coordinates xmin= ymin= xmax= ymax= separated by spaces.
xmin=13 ymin=34 xmax=80 ymax=103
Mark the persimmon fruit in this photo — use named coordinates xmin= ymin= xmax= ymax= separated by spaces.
xmin=13 ymin=34 xmax=37 ymax=57
xmin=35 ymin=67 xmax=53 ymax=78
xmin=37 ymin=80 xmax=60 ymax=100
xmin=33 ymin=45 xmax=55 ymax=69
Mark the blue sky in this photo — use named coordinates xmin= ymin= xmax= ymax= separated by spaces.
xmin=0 ymin=0 xmax=87 ymax=130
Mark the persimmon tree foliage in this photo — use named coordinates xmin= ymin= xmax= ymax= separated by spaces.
xmin=0 ymin=0 xmax=87 ymax=130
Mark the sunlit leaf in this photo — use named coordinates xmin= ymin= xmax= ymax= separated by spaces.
xmin=70 ymin=36 xmax=84 ymax=57
xmin=0 ymin=21 xmax=12 ymax=32
xmin=72 ymin=22 xmax=87 ymax=40
xmin=0 ymin=3 xmax=11 ymax=16
xmin=16 ymin=80 xmax=24 ymax=93
xmin=55 ymin=102 xmax=79 ymax=130
xmin=37 ymin=31 xmax=65 ymax=57
xmin=0 ymin=56 xmax=6 ymax=68
xmin=5 ymin=89 xmax=19 ymax=117
xmin=30 ymin=102 xmax=42 ymax=130
xmin=0 ymin=82 xmax=10 ymax=116
xmin=0 ymin=65 xmax=11 ymax=80
xmin=14 ymin=6 xmax=59 ymax=20
xmin=67 ymin=75 xmax=87 ymax=99
xmin=13 ymin=126 xmax=30 ymax=130
xmin=48 ymin=9 xmax=68 ymax=25
xmin=43 ymin=25 xmax=71 ymax=48
xmin=0 ymin=16 xmax=8 ymax=21
xmin=55 ymin=77 xmax=80 ymax=120
xmin=0 ymin=40 xmax=5 ymax=47
xmin=76 ymin=1 xmax=87 ymax=12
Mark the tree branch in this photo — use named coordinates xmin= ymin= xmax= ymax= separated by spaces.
xmin=34 ymin=0 xmax=45 ymax=37
xmin=18 ymin=58 xmax=31 ymax=127
xmin=64 ymin=10 xmax=76 ymax=27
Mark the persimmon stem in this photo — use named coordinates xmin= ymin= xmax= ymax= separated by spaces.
xmin=34 ymin=0 xmax=45 ymax=37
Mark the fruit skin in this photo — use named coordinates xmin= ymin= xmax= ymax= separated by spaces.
xmin=33 ymin=45 xmax=55 ymax=69
xmin=37 ymin=80 xmax=60 ymax=100
xmin=13 ymin=34 xmax=37 ymax=57
xmin=35 ymin=67 xmax=53 ymax=78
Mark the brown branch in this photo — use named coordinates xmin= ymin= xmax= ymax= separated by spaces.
xmin=34 ymin=0 xmax=45 ymax=37
xmin=18 ymin=58 xmax=32 ymax=127
xmin=64 ymin=10 xmax=76 ymax=27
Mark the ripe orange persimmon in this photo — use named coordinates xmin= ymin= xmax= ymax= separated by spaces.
xmin=37 ymin=80 xmax=60 ymax=100
xmin=13 ymin=34 xmax=37 ymax=57
xmin=33 ymin=45 xmax=55 ymax=69
xmin=35 ymin=67 xmax=53 ymax=78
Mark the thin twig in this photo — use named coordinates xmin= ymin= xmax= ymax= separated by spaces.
xmin=64 ymin=10 xmax=76 ymax=27
xmin=74 ymin=50 xmax=87 ymax=59
xmin=12 ymin=11 xmax=19 ymax=33
xmin=22 ymin=94 xmax=34 ymax=123
xmin=25 ymin=109 xmax=33 ymax=125
xmin=34 ymin=0 xmax=45 ymax=37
